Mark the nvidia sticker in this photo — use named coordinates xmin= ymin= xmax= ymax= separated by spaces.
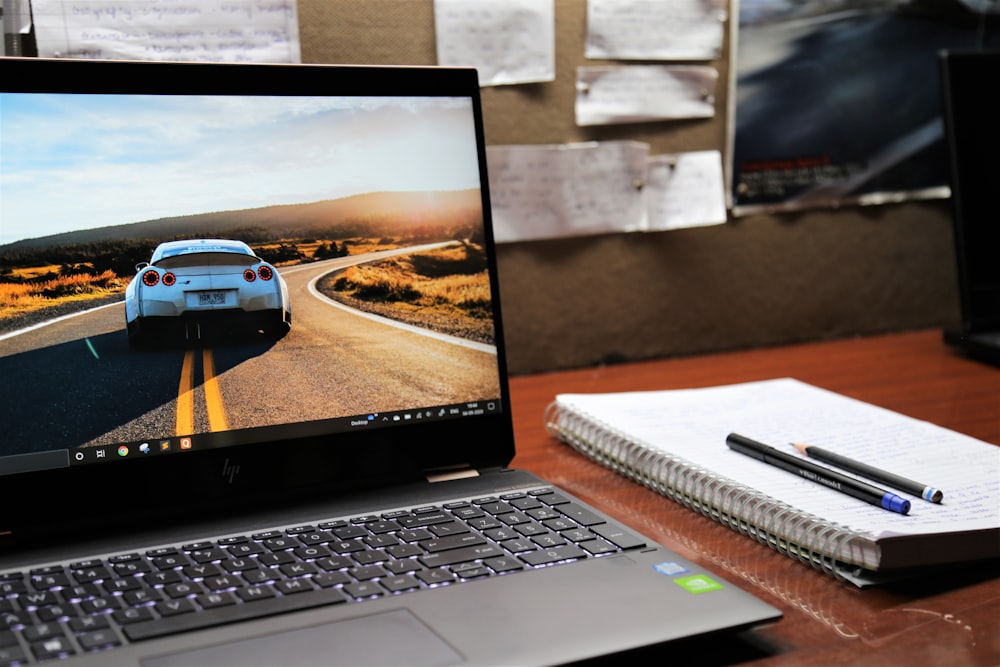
xmin=674 ymin=574 xmax=724 ymax=594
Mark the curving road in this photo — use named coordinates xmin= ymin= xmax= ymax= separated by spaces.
xmin=0 ymin=244 xmax=501 ymax=454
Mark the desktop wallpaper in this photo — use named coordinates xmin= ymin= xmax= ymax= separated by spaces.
xmin=0 ymin=92 xmax=502 ymax=457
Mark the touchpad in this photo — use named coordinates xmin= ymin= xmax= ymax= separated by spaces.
xmin=143 ymin=609 xmax=463 ymax=667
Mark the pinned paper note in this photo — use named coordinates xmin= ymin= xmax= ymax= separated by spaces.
xmin=586 ymin=0 xmax=727 ymax=61
xmin=434 ymin=0 xmax=555 ymax=86
xmin=645 ymin=151 xmax=728 ymax=230
xmin=487 ymin=142 xmax=649 ymax=243
xmin=576 ymin=66 xmax=717 ymax=126
xmin=32 ymin=0 xmax=301 ymax=62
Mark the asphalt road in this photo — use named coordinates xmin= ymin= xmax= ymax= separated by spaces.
xmin=0 ymin=244 xmax=500 ymax=454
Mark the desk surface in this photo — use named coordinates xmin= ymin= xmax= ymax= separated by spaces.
xmin=507 ymin=329 xmax=999 ymax=666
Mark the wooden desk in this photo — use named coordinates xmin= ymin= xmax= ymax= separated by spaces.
xmin=508 ymin=330 xmax=1000 ymax=666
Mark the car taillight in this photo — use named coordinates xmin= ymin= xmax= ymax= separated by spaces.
xmin=243 ymin=269 xmax=257 ymax=282
xmin=162 ymin=272 xmax=177 ymax=287
xmin=258 ymin=265 xmax=274 ymax=281
xmin=142 ymin=270 xmax=160 ymax=287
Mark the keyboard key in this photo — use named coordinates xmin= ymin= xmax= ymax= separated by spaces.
xmin=123 ymin=589 xmax=163 ymax=606
xmin=79 ymin=597 xmax=122 ymax=614
xmin=590 ymin=522 xmax=646 ymax=550
xmin=419 ymin=544 xmax=503 ymax=568
xmin=77 ymin=629 xmax=121 ymax=651
xmin=415 ymin=569 xmax=455 ymax=586
xmin=292 ymin=545 xmax=331 ymax=560
xmin=163 ymin=581 xmax=206 ymax=599
xmin=0 ymin=612 xmax=29 ymax=630
xmin=421 ymin=533 xmax=487 ymax=553
xmin=312 ymin=572 xmax=351 ymax=588
xmin=279 ymin=562 xmax=317 ymax=578
xmin=509 ymin=497 xmax=542 ymax=511
xmin=348 ymin=565 xmax=386 ymax=582
xmin=397 ymin=512 xmax=451 ymax=528
xmin=113 ymin=560 xmax=152 ymax=575
xmin=451 ymin=563 xmax=491 ymax=579
xmin=22 ymin=623 xmax=64 ymax=642
xmin=205 ymin=574 xmax=241 ymax=591
xmin=0 ymin=645 xmax=28 ymax=666
xmin=69 ymin=615 xmax=111 ymax=633
xmin=352 ymin=550 xmax=388 ymax=566
xmin=104 ymin=577 xmax=142 ymax=594
xmin=519 ymin=545 xmax=588 ymax=567
xmin=31 ymin=573 xmax=70 ymax=590
xmin=381 ymin=575 xmax=420 ymax=593
xmin=531 ymin=533 xmax=567 ymax=548
xmin=331 ymin=526 xmax=367 ymax=540
xmin=274 ymin=578 xmax=315 ymax=595
xmin=385 ymin=560 xmax=421 ymax=575
xmin=196 ymin=592 xmax=238 ymax=609
xmin=557 ymin=503 xmax=604 ymax=526
xmin=155 ymin=598 xmax=198 ymax=617
xmin=316 ymin=556 xmax=353 ymax=572
xmin=30 ymin=636 xmax=75 ymax=661
xmin=235 ymin=585 xmax=276 ymax=602
xmin=113 ymin=606 xmax=156 ymax=625
xmin=386 ymin=544 xmax=422 ymax=559
xmin=137 ymin=574 xmax=175 ymax=592
xmin=258 ymin=551 xmax=296 ymax=567
xmin=581 ymin=540 xmax=619 ymax=555
xmin=343 ymin=582 xmax=383 ymax=599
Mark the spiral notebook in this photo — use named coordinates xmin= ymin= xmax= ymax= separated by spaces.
xmin=545 ymin=378 xmax=1000 ymax=585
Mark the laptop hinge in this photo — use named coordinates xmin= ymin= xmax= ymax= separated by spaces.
xmin=425 ymin=466 xmax=480 ymax=483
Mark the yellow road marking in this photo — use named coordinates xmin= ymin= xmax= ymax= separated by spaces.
xmin=202 ymin=349 xmax=229 ymax=432
xmin=176 ymin=349 xmax=195 ymax=436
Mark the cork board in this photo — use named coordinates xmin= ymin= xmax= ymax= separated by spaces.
xmin=296 ymin=0 xmax=959 ymax=374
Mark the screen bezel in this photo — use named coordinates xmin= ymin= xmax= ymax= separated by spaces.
xmin=0 ymin=57 xmax=515 ymax=550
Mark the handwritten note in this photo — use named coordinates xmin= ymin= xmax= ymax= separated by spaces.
xmin=586 ymin=0 xmax=727 ymax=61
xmin=32 ymin=0 xmax=301 ymax=62
xmin=434 ymin=0 xmax=555 ymax=86
xmin=645 ymin=151 xmax=727 ymax=230
xmin=486 ymin=142 xmax=648 ymax=243
xmin=576 ymin=65 xmax=717 ymax=126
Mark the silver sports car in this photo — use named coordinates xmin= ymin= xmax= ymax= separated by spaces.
xmin=125 ymin=239 xmax=291 ymax=345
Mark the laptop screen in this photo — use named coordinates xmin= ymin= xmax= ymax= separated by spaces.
xmin=940 ymin=49 xmax=1000 ymax=333
xmin=0 ymin=59 xmax=512 ymax=542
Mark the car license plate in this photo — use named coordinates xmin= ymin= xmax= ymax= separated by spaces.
xmin=198 ymin=291 xmax=226 ymax=306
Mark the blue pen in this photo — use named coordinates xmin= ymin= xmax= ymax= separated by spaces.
xmin=726 ymin=433 xmax=911 ymax=515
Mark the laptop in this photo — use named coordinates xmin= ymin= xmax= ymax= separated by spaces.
xmin=940 ymin=49 xmax=1000 ymax=367
xmin=0 ymin=56 xmax=779 ymax=666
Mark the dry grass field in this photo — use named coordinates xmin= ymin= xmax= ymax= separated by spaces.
xmin=320 ymin=243 xmax=495 ymax=345
xmin=0 ymin=269 xmax=127 ymax=321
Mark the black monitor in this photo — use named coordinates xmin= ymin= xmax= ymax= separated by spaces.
xmin=940 ymin=49 xmax=1000 ymax=365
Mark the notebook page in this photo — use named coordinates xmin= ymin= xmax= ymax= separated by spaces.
xmin=556 ymin=378 xmax=1000 ymax=540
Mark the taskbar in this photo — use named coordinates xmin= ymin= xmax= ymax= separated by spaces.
xmin=0 ymin=399 xmax=501 ymax=477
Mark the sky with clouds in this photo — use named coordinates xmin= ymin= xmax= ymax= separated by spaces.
xmin=0 ymin=93 xmax=481 ymax=246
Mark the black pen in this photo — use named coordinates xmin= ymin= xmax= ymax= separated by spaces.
xmin=725 ymin=433 xmax=911 ymax=515
xmin=792 ymin=442 xmax=943 ymax=503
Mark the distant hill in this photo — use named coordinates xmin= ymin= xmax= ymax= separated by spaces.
xmin=1 ymin=189 xmax=483 ymax=253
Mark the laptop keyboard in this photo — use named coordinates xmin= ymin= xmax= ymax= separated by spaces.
xmin=0 ymin=488 xmax=645 ymax=664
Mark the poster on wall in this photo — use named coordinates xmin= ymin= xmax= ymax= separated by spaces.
xmin=729 ymin=0 xmax=999 ymax=215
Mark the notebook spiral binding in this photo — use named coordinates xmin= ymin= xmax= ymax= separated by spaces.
xmin=544 ymin=402 xmax=876 ymax=582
